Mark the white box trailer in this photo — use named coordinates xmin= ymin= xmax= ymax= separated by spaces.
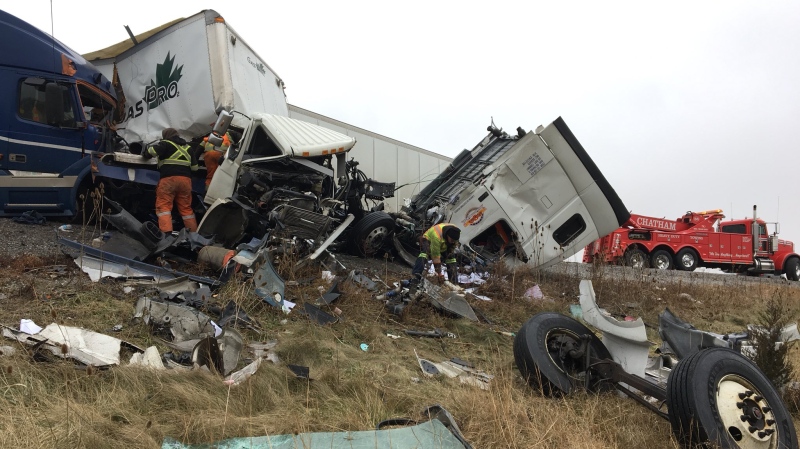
xmin=288 ymin=105 xmax=451 ymax=212
xmin=86 ymin=9 xmax=288 ymax=146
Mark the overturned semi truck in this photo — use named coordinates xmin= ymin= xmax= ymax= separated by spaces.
xmin=354 ymin=119 xmax=630 ymax=270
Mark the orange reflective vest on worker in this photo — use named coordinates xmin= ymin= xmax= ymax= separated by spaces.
xmin=201 ymin=132 xmax=231 ymax=189
xmin=142 ymin=128 xmax=199 ymax=233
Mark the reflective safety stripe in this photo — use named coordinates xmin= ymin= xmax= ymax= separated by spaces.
xmin=156 ymin=211 xmax=171 ymax=217
xmin=159 ymin=141 xmax=192 ymax=168
xmin=181 ymin=214 xmax=195 ymax=220
xmin=445 ymin=258 xmax=457 ymax=264
xmin=418 ymin=252 xmax=428 ymax=258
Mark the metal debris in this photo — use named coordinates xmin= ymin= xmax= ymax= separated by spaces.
xmin=134 ymin=298 xmax=219 ymax=342
xmin=129 ymin=346 xmax=165 ymax=370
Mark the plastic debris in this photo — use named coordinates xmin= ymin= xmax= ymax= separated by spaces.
xmin=360 ymin=343 xmax=369 ymax=352
xmin=523 ymin=285 xmax=544 ymax=300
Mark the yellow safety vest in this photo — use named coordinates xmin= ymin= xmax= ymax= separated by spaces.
xmin=150 ymin=140 xmax=192 ymax=168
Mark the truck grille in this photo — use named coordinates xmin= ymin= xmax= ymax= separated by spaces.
xmin=274 ymin=205 xmax=332 ymax=241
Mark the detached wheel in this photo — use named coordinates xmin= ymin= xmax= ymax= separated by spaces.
xmin=624 ymin=248 xmax=648 ymax=268
xmin=350 ymin=211 xmax=395 ymax=257
xmin=651 ymin=249 xmax=673 ymax=271
xmin=784 ymin=258 xmax=800 ymax=282
xmin=675 ymin=248 xmax=699 ymax=271
xmin=667 ymin=347 xmax=797 ymax=449
xmin=513 ymin=312 xmax=612 ymax=396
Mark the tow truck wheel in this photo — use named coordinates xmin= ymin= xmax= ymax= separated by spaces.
xmin=667 ymin=347 xmax=797 ymax=449
xmin=624 ymin=248 xmax=648 ymax=268
xmin=651 ymin=249 xmax=673 ymax=271
xmin=350 ymin=211 xmax=395 ymax=258
xmin=675 ymin=248 xmax=699 ymax=271
xmin=784 ymin=258 xmax=800 ymax=282
xmin=514 ymin=312 xmax=612 ymax=396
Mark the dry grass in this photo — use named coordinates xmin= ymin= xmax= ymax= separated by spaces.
xmin=0 ymin=255 xmax=798 ymax=448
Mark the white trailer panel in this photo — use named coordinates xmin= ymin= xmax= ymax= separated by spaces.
xmin=288 ymin=105 xmax=451 ymax=212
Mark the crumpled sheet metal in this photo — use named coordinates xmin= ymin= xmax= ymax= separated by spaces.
xmin=74 ymin=255 xmax=156 ymax=282
xmin=129 ymin=346 xmax=165 ymax=370
xmin=161 ymin=415 xmax=471 ymax=448
xmin=134 ymin=298 xmax=218 ymax=342
xmin=225 ymin=357 xmax=263 ymax=386
xmin=414 ymin=350 xmax=492 ymax=391
xmin=60 ymin=237 xmax=220 ymax=286
xmin=253 ymin=257 xmax=286 ymax=309
xmin=423 ymin=280 xmax=478 ymax=321
xmin=162 ymin=328 xmax=243 ymax=376
xmin=161 ymin=404 xmax=474 ymax=448
xmin=3 ymin=323 xmax=122 ymax=367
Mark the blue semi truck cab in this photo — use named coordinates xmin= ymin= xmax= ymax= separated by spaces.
xmin=0 ymin=10 xmax=119 ymax=217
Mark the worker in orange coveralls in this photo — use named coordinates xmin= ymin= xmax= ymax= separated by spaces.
xmin=200 ymin=131 xmax=232 ymax=191
xmin=142 ymin=128 xmax=199 ymax=233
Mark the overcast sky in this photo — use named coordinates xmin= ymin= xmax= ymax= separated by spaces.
xmin=6 ymin=1 xmax=800 ymax=250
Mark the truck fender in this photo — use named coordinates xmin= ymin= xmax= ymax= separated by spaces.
xmin=776 ymin=252 xmax=800 ymax=271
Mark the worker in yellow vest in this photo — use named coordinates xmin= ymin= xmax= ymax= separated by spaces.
xmin=412 ymin=223 xmax=461 ymax=283
xmin=142 ymin=128 xmax=199 ymax=233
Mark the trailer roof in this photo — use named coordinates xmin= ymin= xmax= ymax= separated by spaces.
xmin=82 ymin=17 xmax=184 ymax=62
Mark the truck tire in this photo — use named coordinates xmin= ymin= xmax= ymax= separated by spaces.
xmin=784 ymin=258 xmax=800 ymax=282
xmin=675 ymin=248 xmax=699 ymax=271
xmin=513 ymin=312 xmax=612 ymax=396
xmin=350 ymin=211 xmax=395 ymax=258
xmin=667 ymin=347 xmax=797 ymax=449
xmin=650 ymin=249 xmax=673 ymax=271
xmin=624 ymin=248 xmax=648 ymax=268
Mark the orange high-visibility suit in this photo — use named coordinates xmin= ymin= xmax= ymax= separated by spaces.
xmin=143 ymin=128 xmax=199 ymax=233
xmin=201 ymin=132 xmax=231 ymax=190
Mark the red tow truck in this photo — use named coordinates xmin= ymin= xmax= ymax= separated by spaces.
xmin=583 ymin=205 xmax=800 ymax=281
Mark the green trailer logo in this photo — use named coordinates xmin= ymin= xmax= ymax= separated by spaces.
xmin=145 ymin=53 xmax=183 ymax=110
xmin=125 ymin=52 xmax=184 ymax=120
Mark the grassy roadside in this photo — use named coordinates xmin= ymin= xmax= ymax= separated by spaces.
xmin=0 ymin=254 xmax=798 ymax=448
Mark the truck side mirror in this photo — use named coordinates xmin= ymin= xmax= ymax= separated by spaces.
xmin=206 ymin=109 xmax=234 ymax=147
xmin=212 ymin=110 xmax=234 ymax=136
xmin=44 ymin=82 xmax=65 ymax=126
xmin=44 ymin=82 xmax=77 ymax=128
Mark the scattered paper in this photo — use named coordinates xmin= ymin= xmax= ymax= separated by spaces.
xmin=20 ymin=319 xmax=42 ymax=335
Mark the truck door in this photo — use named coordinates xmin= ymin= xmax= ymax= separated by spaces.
xmin=2 ymin=76 xmax=86 ymax=213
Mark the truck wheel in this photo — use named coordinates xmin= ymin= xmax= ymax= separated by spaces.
xmin=350 ymin=211 xmax=395 ymax=258
xmin=784 ymin=258 xmax=800 ymax=282
xmin=513 ymin=312 xmax=612 ymax=396
xmin=675 ymin=248 xmax=698 ymax=271
xmin=667 ymin=347 xmax=797 ymax=449
xmin=650 ymin=249 xmax=673 ymax=271
xmin=624 ymin=248 xmax=648 ymax=268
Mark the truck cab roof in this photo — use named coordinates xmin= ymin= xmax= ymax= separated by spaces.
xmin=0 ymin=10 xmax=116 ymax=101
